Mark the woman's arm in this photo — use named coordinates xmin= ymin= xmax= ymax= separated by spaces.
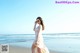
xmin=33 ymin=21 xmax=37 ymax=31
xmin=35 ymin=25 xmax=41 ymax=44
xmin=33 ymin=23 xmax=36 ymax=31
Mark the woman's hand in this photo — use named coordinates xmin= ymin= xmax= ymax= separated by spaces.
xmin=35 ymin=20 xmax=37 ymax=24
xmin=33 ymin=42 xmax=38 ymax=48
xmin=35 ymin=42 xmax=38 ymax=45
xmin=35 ymin=19 xmax=39 ymax=24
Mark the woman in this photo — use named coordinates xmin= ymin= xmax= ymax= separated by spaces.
xmin=31 ymin=17 xmax=49 ymax=53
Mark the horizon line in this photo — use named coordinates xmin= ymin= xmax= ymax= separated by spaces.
xmin=0 ymin=32 xmax=80 ymax=35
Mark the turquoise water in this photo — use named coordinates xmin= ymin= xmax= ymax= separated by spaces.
xmin=0 ymin=34 xmax=80 ymax=53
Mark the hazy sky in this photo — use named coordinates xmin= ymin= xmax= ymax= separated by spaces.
xmin=0 ymin=0 xmax=80 ymax=34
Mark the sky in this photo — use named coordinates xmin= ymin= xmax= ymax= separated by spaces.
xmin=0 ymin=0 xmax=80 ymax=34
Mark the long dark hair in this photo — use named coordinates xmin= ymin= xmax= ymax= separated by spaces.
xmin=36 ymin=17 xmax=44 ymax=30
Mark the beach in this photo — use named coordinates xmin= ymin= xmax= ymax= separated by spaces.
xmin=9 ymin=45 xmax=59 ymax=53
xmin=1 ymin=34 xmax=80 ymax=53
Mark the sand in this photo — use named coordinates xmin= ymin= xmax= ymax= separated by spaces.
xmin=9 ymin=45 xmax=59 ymax=53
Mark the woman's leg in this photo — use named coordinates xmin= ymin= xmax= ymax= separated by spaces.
xmin=37 ymin=47 xmax=41 ymax=53
xmin=31 ymin=44 xmax=35 ymax=53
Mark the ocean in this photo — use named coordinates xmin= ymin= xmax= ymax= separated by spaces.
xmin=0 ymin=34 xmax=80 ymax=53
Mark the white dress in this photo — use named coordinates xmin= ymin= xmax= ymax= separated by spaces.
xmin=33 ymin=24 xmax=49 ymax=53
